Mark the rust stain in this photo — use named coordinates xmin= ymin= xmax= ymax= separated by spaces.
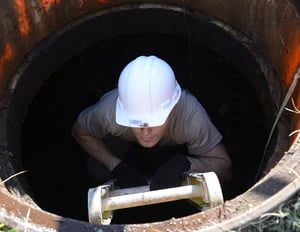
xmin=283 ymin=29 xmax=300 ymax=141
xmin=0 ymin=43 xmax=14 ymax=87
xmin=97 ymin=0 xmax=110 ymax=3
xmin=284 ymin=34 xmax=300 ymax=85
xmin=40 ymin=0 xmax=61 ymax=13
xmin=15 ymin=0 xmax=30 ymax=35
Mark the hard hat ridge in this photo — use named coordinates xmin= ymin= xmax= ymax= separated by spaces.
xmin=116 ymin=55 xmax=181 ymax=127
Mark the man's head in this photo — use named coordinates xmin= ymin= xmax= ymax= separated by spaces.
xmin=116 ymin=55 xmax=181 ymax=130
xmin=130 ymin=116 xmax=171 ymax=148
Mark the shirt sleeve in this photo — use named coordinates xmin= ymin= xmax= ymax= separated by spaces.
xmin=76 ymin=89 xmax=119 ymax=138
xmin=173 ymin=90 xmax=223 ymax=155
xmin=186 ymin=107 xmax=223 ymax=155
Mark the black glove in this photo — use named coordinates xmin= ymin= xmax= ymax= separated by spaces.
xmin=112 ymin=161 xmax=148 ymax=188
xmin=150 ymin=153 xmax=191 ymax=190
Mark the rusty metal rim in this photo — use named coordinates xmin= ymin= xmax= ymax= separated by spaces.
xmin=0 ymin=2 xmax=299 ymax=232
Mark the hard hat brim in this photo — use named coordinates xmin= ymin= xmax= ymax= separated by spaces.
xmin=116 ymin=83 xmax=181 ymax=128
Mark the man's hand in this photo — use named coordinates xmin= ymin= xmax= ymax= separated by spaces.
xmin=150 ymin=153 xmax=191 ymax=190
xmin=72 ymin=122 xmax=121 ymax=171
xmin=112 ymin=161 xmax=148 ymax=188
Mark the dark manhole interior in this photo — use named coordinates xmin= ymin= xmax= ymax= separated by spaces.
xmin=21 ymin=33 xmax=268 ymax=224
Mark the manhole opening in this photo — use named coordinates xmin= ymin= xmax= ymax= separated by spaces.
xmin=20 ymin=34 xmax=270 ymax=223
xmin=3 ymin=8 xmax=287 ymax=224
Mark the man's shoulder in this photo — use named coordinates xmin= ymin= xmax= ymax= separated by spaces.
xmin=100 ymin=88 xmax=118 ymax=100
xmin=178 ymin=89 xmax=199 ymax=106
xmin=96 ymin=88 xmax=118 ymax=107
xmin=176 ymin=88 xmax=209 ymax=119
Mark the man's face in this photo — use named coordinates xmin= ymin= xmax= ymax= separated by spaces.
xmin=130 ymin=120 xmax=169 ymax=148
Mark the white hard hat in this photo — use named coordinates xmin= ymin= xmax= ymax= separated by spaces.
xmin=116 ymin=55 xmax=181 ymax=127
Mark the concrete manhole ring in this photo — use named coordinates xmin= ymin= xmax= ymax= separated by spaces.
xmin=0 ymin=1 xmax=300 ymax=231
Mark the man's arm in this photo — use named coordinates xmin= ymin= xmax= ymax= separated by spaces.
xmin=71 ymin=122 xmax=121 ymax=171
xmin=187 ymin=142 xmax=232 ymax=183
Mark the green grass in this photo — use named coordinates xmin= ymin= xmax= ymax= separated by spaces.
xmin=237 ymin=191 xmax=300 ymax=232
xmin=0 ymin=223 xmax=18 ymax=232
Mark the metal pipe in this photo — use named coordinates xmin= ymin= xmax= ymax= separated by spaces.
xmin=102 ymin=185 xmax=202 ymax=211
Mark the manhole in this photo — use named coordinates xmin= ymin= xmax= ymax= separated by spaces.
xmin=0 ymin=1 xmax=299 ymax=231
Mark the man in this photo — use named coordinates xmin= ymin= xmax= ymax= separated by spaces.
xmin=72 ymin=55 xmax=232 ymax=190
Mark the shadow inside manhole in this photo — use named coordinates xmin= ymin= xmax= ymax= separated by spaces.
xmin=21 ymin=34 xmax=268 ymax=223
